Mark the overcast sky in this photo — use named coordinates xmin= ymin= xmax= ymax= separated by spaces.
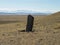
xmin=0 ymin=0 xmax=60 ymax=13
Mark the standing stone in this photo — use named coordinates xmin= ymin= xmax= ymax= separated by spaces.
xmin=26 ymin=15 xmax=34 ymax=32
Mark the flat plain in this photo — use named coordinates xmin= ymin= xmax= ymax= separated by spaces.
xmin=0 ymin=12 xmax=60 ymax=45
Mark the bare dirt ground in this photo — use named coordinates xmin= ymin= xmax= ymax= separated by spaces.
xmin=0 ymin=12 xmax=60 ymax=45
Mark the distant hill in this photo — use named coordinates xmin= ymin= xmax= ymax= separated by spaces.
xmin=41 ymin=11 xmax=60 ymax=25
xmin=46 ymin=11 xmax=60 ymax=20
xmin=0 ymin=10 xmax=51 ymax=15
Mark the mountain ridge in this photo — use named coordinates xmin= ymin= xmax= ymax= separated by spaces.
xmin=0 ymin=10 xmax=51 ymax=15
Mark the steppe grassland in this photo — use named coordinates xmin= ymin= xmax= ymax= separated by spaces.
xmin=0 ymin=12 xmax=60 ymax=45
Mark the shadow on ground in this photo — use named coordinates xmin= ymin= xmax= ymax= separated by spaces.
xmin=17 ymin=30 xmax=35 ymax=32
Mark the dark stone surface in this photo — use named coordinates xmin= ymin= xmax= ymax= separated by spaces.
xmin=26 ymin=15 xmax=34 ymax=32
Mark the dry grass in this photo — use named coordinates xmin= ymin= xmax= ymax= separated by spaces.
xmin=0 ymin=12 xmax=60 ymax=45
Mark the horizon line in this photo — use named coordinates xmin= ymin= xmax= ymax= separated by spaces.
xmin=0 ymin=8 xmax=60 ymax=13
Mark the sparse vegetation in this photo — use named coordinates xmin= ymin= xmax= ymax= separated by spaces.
xmin=0 ymin=12 xmax=60 ymax=45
